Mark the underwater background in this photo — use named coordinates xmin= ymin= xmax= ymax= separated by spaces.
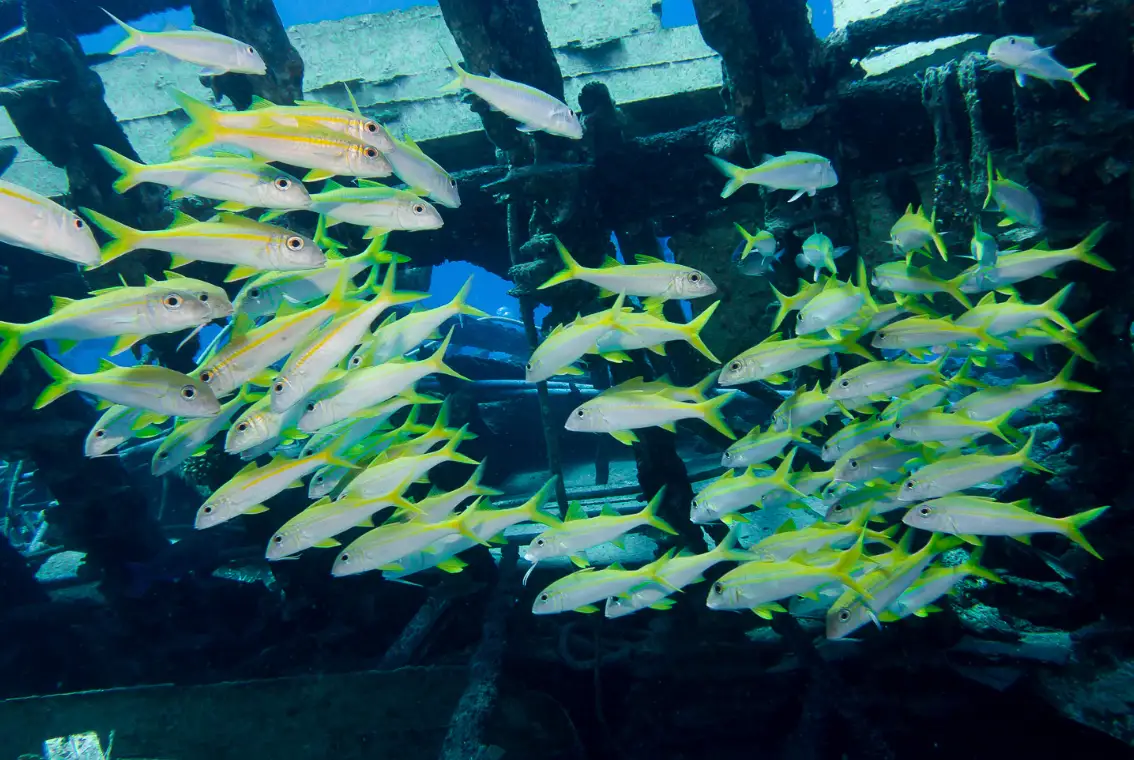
xmin=0 ymin=0 xmax=1132 ymax=758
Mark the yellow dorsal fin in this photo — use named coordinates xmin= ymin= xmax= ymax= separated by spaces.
xmin=600 ymin=503 xmax=618 ymax=517
xmin=236 ymin=461 xmax=259 ymax=476
xmin=774 ymin=518 xmax=797 ymax=534
xmin=600 ymin=256 xmax=621 ymax=269
xmin=634 ymin=254 xmax=664 ymax=265
xmin=565 ymin=500 xmax=587 ymax=521
xmin=169 ymin=210 xmax=199 ymax=228
xmin=50 ymin=295 xmax=77 ymax=313
xmin=403 ymin=134 xmax=420 ymax=150
xmin=212 ymin=212 xmax=273 ymax=229
xmin=247 ymin=95 xmax=276 ymax=110
xmin=98 ymin=358 xmax=119 ymax=372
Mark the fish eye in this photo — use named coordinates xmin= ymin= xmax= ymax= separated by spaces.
xmin=364 ymin=121 xmax=379 ymax=133
xmin=833 ymin=504 xmax=844 ymax=512
xmin=539 ymin=593 xmax=549 ymax=602
xmin=340 ymin=553 xmax=350 ymax=563
xmin=905 ymin=481 xmax=916 ymax=490
xmin=274 ymin=178 xmax=291 ymax=190
xmin=306 ymin=402 xmax=317 ymax=412
xmin=723 ymin=452 xmax=731 ymax=460
xmin=94 ymin=429 xmax=105 ymax=438
xmin=525 ymin=362 xmax=533 ymax=370
xmin=364 ymin=147 xmax=379 ymax=159
xmin=690 ymin=273 xmax=701 ymax=283
xmin=918 ymin=506 xmax=932 ymax=517
xmin=448 ymin=178 xmax=456 ymax=187
xmin=315 ymin=475 xmax=324 ymax=483
xmin=198 ymin=292 xmax=209 ymax=302
xmin=412 ymin=204 xmax=425 ymax=214
xmin=272 ymin=535 xmax=283 ymax=544
xmin=575 ymin=409 xmax=585 ymax=418
xmin=893 ymin=422 xmax=902 ymax=430
xmin=839 ymin=379 xmax=850 ymax=388
xmin=180 ymin=386 xmax=197 ymax=400
xmin=73 ymin=218 xmax=85 ymax=229
xmin=849 ymin=460 xmax=858 ymax=469
xmin=536 ymin=538 xmax=545 ymax=546
xmin=877 ymin=331 xmax=886 ymax=339
xmin=838 ymin=609 xmax=851 ymax=622
xmin=199 ymin=370 xmax=213 ymax=383
xmin=729 ymin=361 xmax=742 ymax=372
xmin=164 ymin=294 xmax=182 ymax=308
xmin=246 ymin=45 xmax=255 ymax=54
xmin=286 ymin=236 xmax=305 ymax=251
xmin=158 ymin=451 xmax=169 ymax=459
xmin=248 ymin=287 xmax=261 ymax=299
xmin=236 ymin=422 xmax=248 ymax=432
xmin=713 ymin=582 xmax=724 ymax=595
xmin=273 ymin=382 xmax=285 ymax=393
xmin=203 ymin=505 xmax=213 ymax=514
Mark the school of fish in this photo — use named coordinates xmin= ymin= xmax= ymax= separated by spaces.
xmin=0 ymin=20 xmax=1110 ymax=639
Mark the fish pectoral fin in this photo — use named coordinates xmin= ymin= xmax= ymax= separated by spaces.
xmin=558 ymin=365 xmax=586 ymax=376
xmin=245 ymin=505 xmax=270 ymax=514
xmin=436 ymin=557 xmax=467 ymax=574
xmin=516 ymin=124 xmax=540 ymax=133
xmin=601 ymin=351 xmax=632 ymax=364
xmin=610 ymin=430 xmax=638 ymax=446
xmin=215 ymin=201 xmax=250 ymax=212
xmin=285 ymin=480 xmax=305 ymax=489
xmin=304 ymin=169 xmax=336 ymax=182
xmin=109 ymin=334 xmax=144 ymax=356
xmin=312 ymin=538 xmax=341 ymax=548
xmin=378 ymin=563 xmax=404 ymax=573
xmin=168 ymin=254 xmax=195 ymax=269
xmin=787 ymin=189 xmax=806 ymax=202
xmin=959 ymin=534 xmax=984 ymax=546
xmin=658 ymin=423 xmax=677 ymax=433
xmin=1010 ymin=534 xmax=1032 ymax=545
xmin=199 ymin=66 xmax=227 ymax=76
xmin=574 ymin=604 xmax=599 ymax=614
xmin=225 ymin=266 xmax=260 ymax=282
xmin=649 ymin=599 xmax=676 ymax=611
xmin=569 ymin=554 xmax=590 ymax=569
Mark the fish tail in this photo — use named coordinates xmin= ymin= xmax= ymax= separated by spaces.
xmin=0 ymin=320 xmax=25 ymax=377
xmin=835 ymin=334 xmax=874 ymax=361
xmin=1052 ymin=357 xmax=1100 ymax=394
xmin=986 ymin=410 xmax=1017 ymax=444
xmin=983 ymin=153 xmax=994 ymax=209
xmin=835 ymin=531 xmax=871 ymax=599
xmin=685 ymin=370 xmax=719 ymax=404
xmin=695 ymin=391 xmax=738 ymax=440
xmin=31 ymin=348 xmax=76 ymax=409
xmin=438 ymin=47 xmax=468 ymax=93
xmin=733 ymin=222 xmax=755 ymax=248
xmin=931 ymin=229 xmax=948 ymax=261
xmin=466 ymin=459 xmax=504 ymax=497
xmin=705 ymin=154 xmax=747 ymax=199
xmin=1069 ymin=223 xmax=1112 ymax=271
xmin=1061 ymin=505 xmax=1108 ymax=559
xmin=641 ymin=486 xmax=678 ymax=535
xmin=683 ymin=301 xmax=721 ymax=363
xmin=1014 ymin=432 xmax=1053 ymax=475
xmin=94 ymin=145 xmax=145 ymax=193
xmin=449 ymin=276 xmax=490 ymax=319
xmin=168 ymin=89 xmax=222 ymax=157
xmin=962 ymin=547 xmax=1005 ymax=584
xmin=943 ymin=274 xmax=974 ymax=309
xmin=1041 ymin=283 xmax=1077 ymax=332
xmin=79 ymin=208 xmax=144 ymax=266
xmin=315 ymin=214 xmax=348 ymax=253
xmin=428 ymin=327 xmax=471 ymax=381
xmin=103 ymin=8 xmax=145 ymax=55
xmin=772 ymin=448 xmax=804 ymax=496
xmin=768 ymin=283 xmax=794 ymax=331
xmin=441 ymin=429 xmax=478 ymax=465
xmin=1069 ymin=63 xmax=1095 ymax=101
xmin=526 ymin=476 xmax=562 ymax=526
xmin=537 ymin=237 xmax=587 ymax=290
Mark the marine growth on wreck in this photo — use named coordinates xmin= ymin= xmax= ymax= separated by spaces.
xmin=0 ymin=0 xmax=1132 ymax=758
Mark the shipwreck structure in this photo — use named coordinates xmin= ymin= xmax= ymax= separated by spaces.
xmin=1 ymin=0 xmax=1132 ymax=758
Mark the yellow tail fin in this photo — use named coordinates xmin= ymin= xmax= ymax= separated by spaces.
xmin=94 ymin=145 xmax=146 ymax=193
xmin=79 ymin=208 xmax=145 ymax=266
xmin=103 ymin=9 xmax=145 ymax=55
xmin=31 ymin=348 xmax=76 ymax=409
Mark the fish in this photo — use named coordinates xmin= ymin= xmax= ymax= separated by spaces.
xmin=220 ymin=93 xmax=394 ymax=152
xmin=746 ymin=509 xmax=896 ymax=562
xmin=769 ymin=279 xmax=825 ymax=331
xmin=889 ymin=205 xmax=948 ymax=260
xmin=224 ymin=391 xmax=307 ymax=456
xmin=825 ymin=533 xmax=959 ymax=639
xmin=734 ymin=223 xmax=780 ymax=260
xmin=832 ymin=438 xmax=924 ymax=484
xmin=349 ymin=277 xmax=488 ymax=368
xmin=604 ymin=528 xmax=747 ymax=618
xmin=983 ymin=155 xmax=1042 ymax=228
xmin=262 ymin=179 xmax=443 ymax=235
xmin=94 ymin=146 xmax=312 ymax=211
xmin=871 ymin=316 xmax=1004 ymax=354
xmin=196 ymin=448 xmax=360 ymax=530
xmin=950 ymin=358 xmax=1098 ymax=421
xmin=880 ymin=547 xmax=1004 ymax=622
xmin=823 ymin=483 xmax=906 ymax=524
xmin=599 ymin=374 xmax=717 ymax=404
xmin=331 ymin=511 xmax=479 ymax=578
xmin=955 ymin=285 xmax=1075 ymax=337
xmin=0 ymin=278 xmax=218 ymax=376
xmin=957 ymin=224 xmax=1111 ymax=292
xmin=996 ymin=312 xmax=1098 ymax=364
xmin=0 ymin=178 xmax=100 ymax=266
xmin=901 ymin=495 xmax=1108 ymax=558
xmin=795 ymin=231 xmax=851 ymax=280
xmin=795 ymin=261 xmax=876 ymax=337
xmin=896 ymin=433 xmax=1049 ymax=502
xmin=102 ymin=9 xmax=266 ymax=76
xmin=525 ymin=293 xmax=630 ymax=382
xmin=594 ymin=300 xmax=720 ymax=364
xmin=196 ymin=274 xmax=356 ymax=398
xmin=85 ymin=405 xmax=165 ymax=458
xmin=718 ymin=332 xmax=872 ymax=387
xmin=706 ymin=151 xmax=838 ymax=201
xmin=169 ymin=91 xmax=393 ymax=182
xmin=537 ymin=239 xmax=716 ymax=303
xmin=967 ymin=220 xmax=1000 ymax=287
xmin=706 ymin=534 xmax=868 ymax=612
xmin=986 ymin=35 xmax=1095 ymax=101
xmin=820 ymin=417 xmax=896 ymax=462
xmin=269 ymin=264 xmax=427 ymax=412
xmin=522 ymin=488 xmax=677 ymax=573
xmin=871 ymin=262 xmax=972 ymax=308
xmin=32 ymin=350 xmax=220 ymax=418
xmin=384 ymin=479 xmax=562 ymax=581
xmin=532 ymin=552 xmax=675 ymax=615
xmin=690 ymin=450 xmax=802 ymax=524
xmin=440 ymin=55 xmax=582 ymax=139
xmin=772 ymin=381 xmax=838 ymax=431
xmin=298 ymin=329 xmax=468 ymax=433
xmin=82 ymin=209 xmax=324 ymax=280
xmin=722 ymin=425 xmax=806 ymax=469
xmin=403 ymin=460 xmax=503 ymax=523
xmin=370 ymin=125 xmax=461 ymax=208
xmin=564 ymin=380 xmax=737 ymax=446
xmin=889 ymin=409 xmax=1015 ymax=445
xmin=827 ymin=353 xmax=948 ymax=402
xmin=153 ymin=386 xmax=260 ymax=475
xmin=338 ymin=431 xmax=478 ymax=502
xmin=266 ymin=483 xmax=417 ymax=561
